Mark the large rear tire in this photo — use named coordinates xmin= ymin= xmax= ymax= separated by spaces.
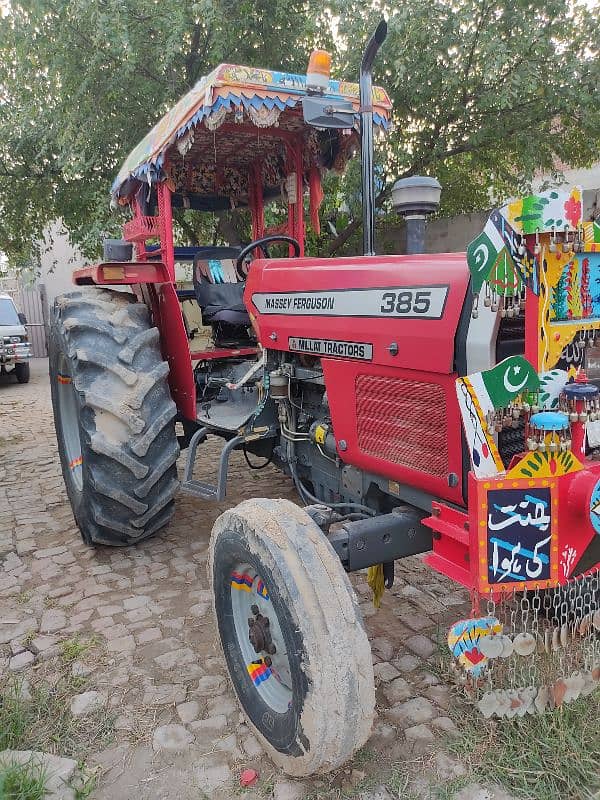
xmin=209 ymin=498 xmax=375 ymax=776
xmin=49 ymin=288 xmax=179 ymax=546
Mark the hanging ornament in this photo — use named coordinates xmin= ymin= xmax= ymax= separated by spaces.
xmin=484 ymin=284 xmax=492 ymax=308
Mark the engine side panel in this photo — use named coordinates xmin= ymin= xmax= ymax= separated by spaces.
xmin=322 ymin=360 xmax=465 ymax=505
xmin=246 ymin=254 xmax=470 ymax=504
xmin=246 ymin=254 xmax=470 ymax=374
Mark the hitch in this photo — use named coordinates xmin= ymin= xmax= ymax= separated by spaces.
xmin=328 ymin=505 xmax=432 ymax=572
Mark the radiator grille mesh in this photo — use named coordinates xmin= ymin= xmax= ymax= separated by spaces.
xmin=355 ymin=374 xmax=449 ymax=477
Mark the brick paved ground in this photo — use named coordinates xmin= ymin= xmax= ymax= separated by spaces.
xmin=0 ymin=359 xmax=498 ymax=800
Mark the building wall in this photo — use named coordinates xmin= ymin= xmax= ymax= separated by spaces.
xmin=38 ymin=221 xmax=87 ymax=308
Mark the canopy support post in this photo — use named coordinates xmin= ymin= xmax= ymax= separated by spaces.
xmin=249 ymin=162 xmax=265 ymax=241
xmin=157 ymin=181 xmax=175 ymax=282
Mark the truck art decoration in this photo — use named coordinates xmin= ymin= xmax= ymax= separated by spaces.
xmin=447 ymin=189 xmax=600 ymax=715
xmin=48 ymin=20 xmax=599 ymax=775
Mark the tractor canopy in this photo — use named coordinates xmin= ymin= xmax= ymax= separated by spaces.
xmin=111 ymin=62 xmax=392 ymax=212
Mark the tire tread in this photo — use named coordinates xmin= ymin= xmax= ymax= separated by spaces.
xmin=50 ymin=288 xmax=179 ymax=546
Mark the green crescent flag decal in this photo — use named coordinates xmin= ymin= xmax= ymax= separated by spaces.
xmin=466 ymin=217 xmax=505 ymax=295
xmin=466 ymin=230 xmax=497 ymax=295
xmin=481 ymin=356 xmax=540 ymax=409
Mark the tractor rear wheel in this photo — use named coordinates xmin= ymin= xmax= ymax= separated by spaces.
xmin=209 ymin=498 xmax=375 ymax=776
xmin=49 ymin=288 xmax=179 ymax=546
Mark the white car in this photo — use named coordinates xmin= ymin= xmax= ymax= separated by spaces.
xmin=0 ymin=293 xmax=31 ymax=383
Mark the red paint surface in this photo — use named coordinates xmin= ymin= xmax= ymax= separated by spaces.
xmin=144 ymin=283 xmax=196 ymax=421
xmin=246 ymin=252 xmax=469 ymax=503
xmin=72 ymin=262 xmax=170 ymax=285
xmin=190 ymin=346 xmax=258 ymax=361
xmin=246 ymin=253 xmax=470 ymax=374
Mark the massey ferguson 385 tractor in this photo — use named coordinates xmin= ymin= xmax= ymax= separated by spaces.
xmin=50 ymin=22 xmax=600 ymax=775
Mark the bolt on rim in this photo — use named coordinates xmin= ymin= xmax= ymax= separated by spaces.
xmin=230 ymin=563 xmax=293 ymax=714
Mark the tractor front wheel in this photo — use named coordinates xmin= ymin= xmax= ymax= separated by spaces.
xmin=209 ymin=498 xmax=375 ymax=776
xmin=49 ymin=288 xmax=179 ymax=546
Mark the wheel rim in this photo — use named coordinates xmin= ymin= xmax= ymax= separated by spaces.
xmin=56 ymin=353 xmax=83 ymax=492
xmin=230 ymin=564 xmax=293 ymax=714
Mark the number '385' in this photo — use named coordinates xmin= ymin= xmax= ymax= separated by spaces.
xmin=380 ymin=290 xmax=431 ymax=314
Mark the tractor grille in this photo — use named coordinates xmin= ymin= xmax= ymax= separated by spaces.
xmin=355 ymin=374 xmax=449 ymax=477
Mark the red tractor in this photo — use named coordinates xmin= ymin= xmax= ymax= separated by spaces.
xmin=50 ymin=23 xmax=600 ymax=775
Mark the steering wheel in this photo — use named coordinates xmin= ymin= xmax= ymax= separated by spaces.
xmin=235 ymin=235 xmax=301 ymax=280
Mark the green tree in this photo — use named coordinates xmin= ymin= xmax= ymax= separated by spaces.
xmin=0 ymin=0 xmax=598 ymax=265
xmin=0 ymin=0 xmax=334 ymax=263
xmin=326 ymin=0 xmax=600 ymax=253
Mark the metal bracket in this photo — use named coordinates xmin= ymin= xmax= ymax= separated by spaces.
xmin=328 ymin=506 xmax=432 ymax=571
xmin=180 ymin=427 xmax=244 ymax=501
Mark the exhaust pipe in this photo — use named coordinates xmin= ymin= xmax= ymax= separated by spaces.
xmin=360 ymin=19 xmax=387 ymax=256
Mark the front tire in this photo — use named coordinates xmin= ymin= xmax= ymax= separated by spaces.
xmin=209 ymin=498 xmax=375 ymax=776
xmin=14 ymin=362 xmax=30 ymax=383
xmin=49 ymin=288 xmax=179 ymax=546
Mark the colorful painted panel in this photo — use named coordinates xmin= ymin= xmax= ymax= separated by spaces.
xmin=505 ymin=188 xmax=582 ymax=234
xmin=538 ymin=252 xmax=600 ymax=371
xmin=475 ymin=478 xmax=559 ymax=592
xmin=549 ymin=255 xmax=599 ymax=322
xmin=590 ymin=479 xmax=600 ymax=536
xmin=487 ymin=487 xmax=552 ymax=584
xmin=447 ymin=616 xmax=502 ymax=677
xmin=466 ymin=188 xmax=585 ymax=301
xmin=456 ymin=377 xmax=504 ymax=478
xmin=538 ymin=368 xmax=569 ymax=408
xmin=582 ymin=221 xmax=600 ymax=251
xmin=507 ymin=449 xmax=582 ymax=479
xmin=467 ymin=210 xmax=537 ymax=295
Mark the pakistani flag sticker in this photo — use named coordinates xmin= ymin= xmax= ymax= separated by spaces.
xmin=479 ymin=356 xmax=540 ymax=410
xmin=466 ymin=217 xmax=505 ymax=294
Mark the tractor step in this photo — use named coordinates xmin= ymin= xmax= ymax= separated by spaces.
xmin=422 ymin=502 xmax=474 ymax=590
xmin=180 ymin=427 xmax=243 ymax=501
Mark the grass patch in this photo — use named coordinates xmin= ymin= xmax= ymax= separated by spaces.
xmin=71 ymin=767 xmax=98 ymax=800
xmin=427 ymin=776 xmax=472 ymax=800
xmin=19 ymin=630 xmax=36 ymax=649
xmin=0 ymin=676 xmax=114 ymax=760
xmin=448 ymin=692 xmax=600 ymax=800
xmin=0 ymin=758 xmax=48 ymax=800
xmin=59 ymin=635 xmax=97 ymax=664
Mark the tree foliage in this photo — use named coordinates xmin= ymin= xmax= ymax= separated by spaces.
xmin=0 ymin=0 xmax=333 ymax=262
xmin=326 ymin=0 xmax=600 ymax=253
xmin=0 ymin=0 xmax=598 ymax=265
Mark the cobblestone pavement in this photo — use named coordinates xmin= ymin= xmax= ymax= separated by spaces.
xmin=0 ymin=360 xmax=496 ymax=800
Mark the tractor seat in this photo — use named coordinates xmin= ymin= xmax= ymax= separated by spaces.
xmin=192 ymin=246 xmax=253 ymax=344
